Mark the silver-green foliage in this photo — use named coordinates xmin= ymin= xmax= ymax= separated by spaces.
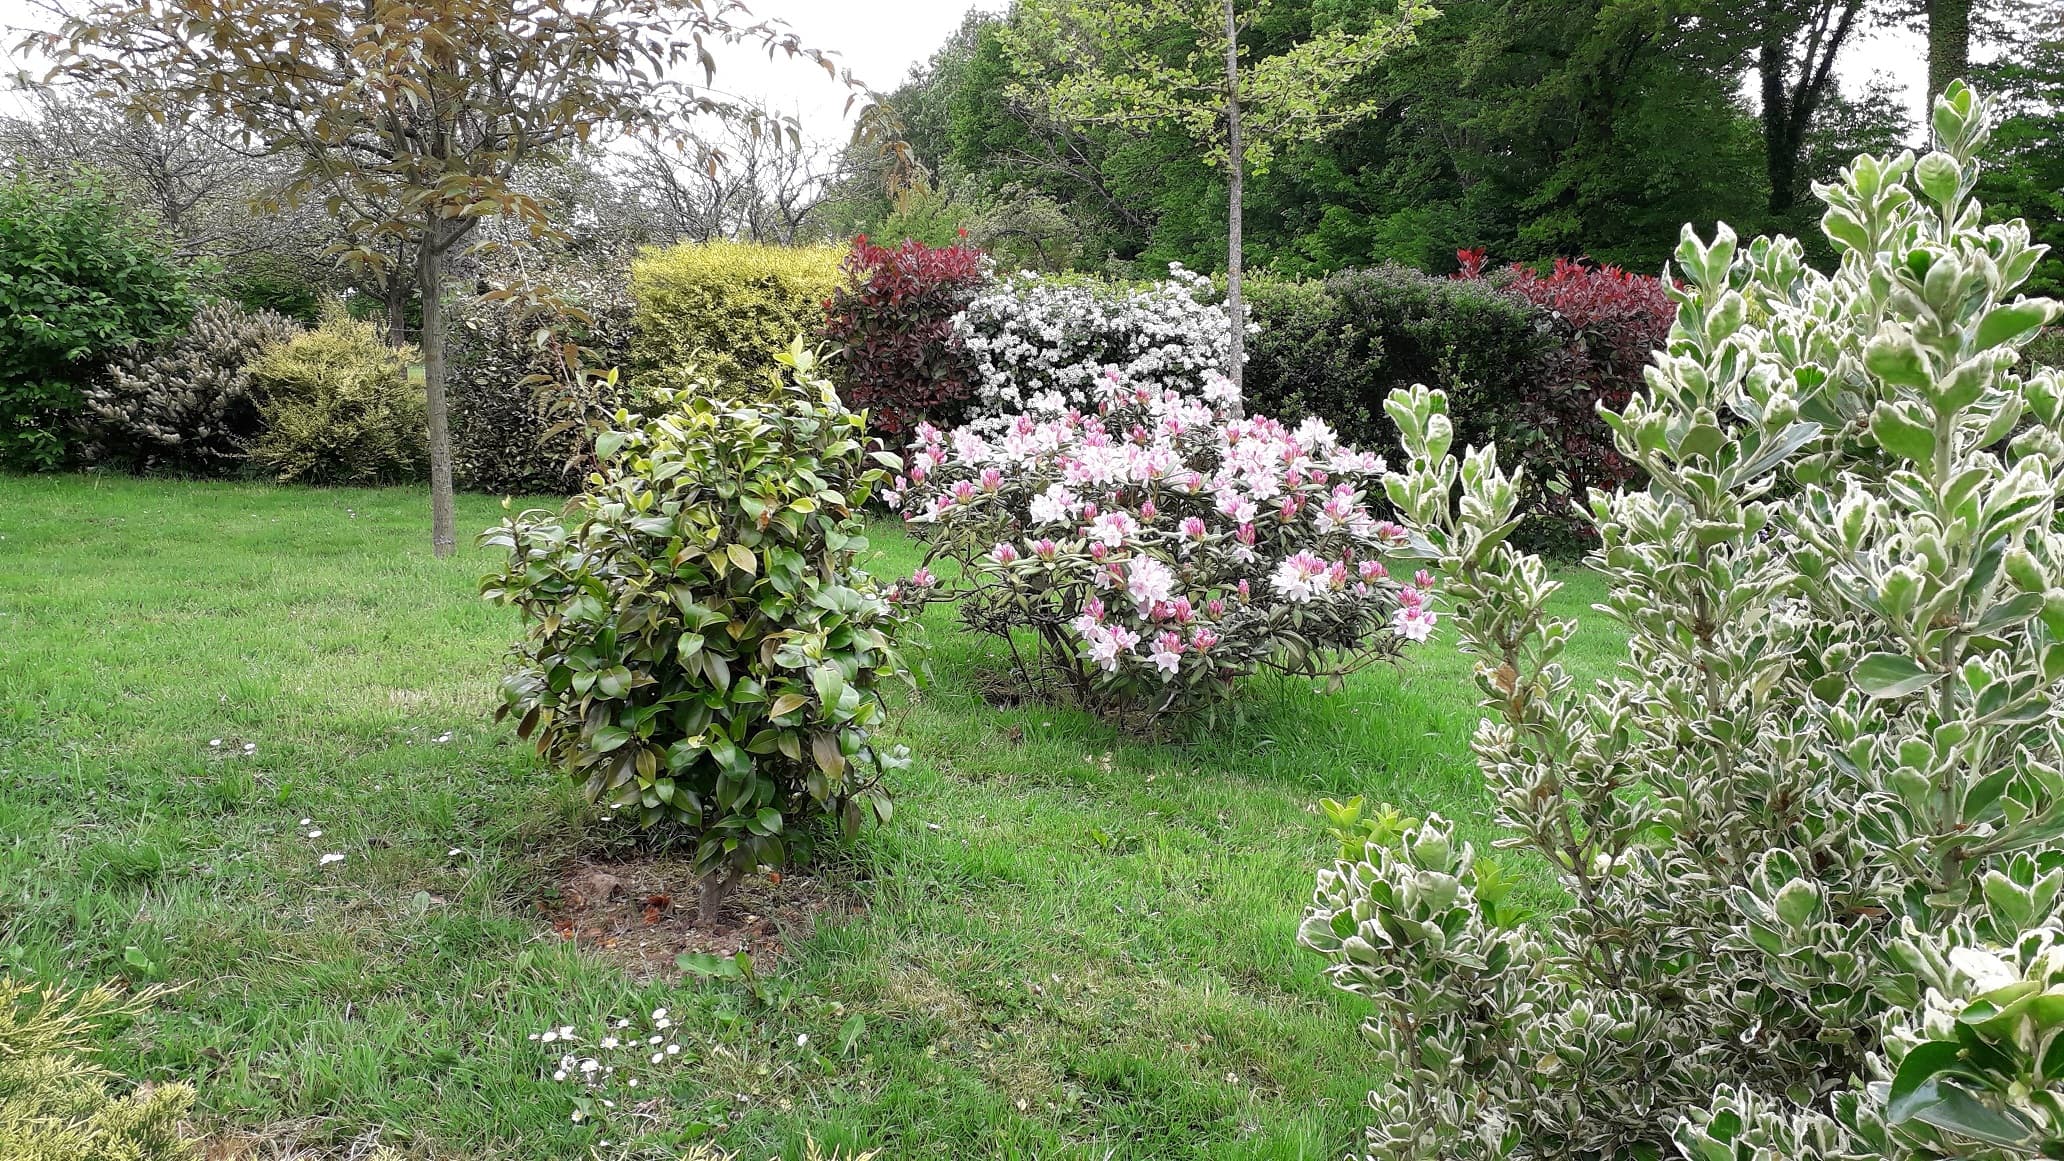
xmin=80 ymin=299 xmax=301 ymax=475
xmin=1299 ymin=82 xmax=2064 ymax=1160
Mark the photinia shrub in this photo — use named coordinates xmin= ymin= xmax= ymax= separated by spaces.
xmin=481 ymin=345 xmax=922 ymax=921
xmin=820 ymin=234 xmax=990 ymax=437
xmin=893 ymin=370 xmax=1427 ymax=725
xmin=1301 ymin=83 xmax=2064 ymax=1161
xmin=951 ymin=264 xmax=1244 ymax=420
xmin=1454 ymin=252 xmax=1677 ymax=553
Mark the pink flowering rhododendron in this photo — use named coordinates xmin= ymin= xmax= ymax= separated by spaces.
xmin=896 ymin=371 xmax=1429 ymax=721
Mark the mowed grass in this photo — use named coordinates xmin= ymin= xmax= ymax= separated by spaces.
xmin=0 ymin=473 xmax=1619 ymax=1159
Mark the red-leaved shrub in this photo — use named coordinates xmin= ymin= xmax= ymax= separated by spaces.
xmin=820 ymin=235 xmax=989 ymax=437
xmin=1456 ymin=252 xmax=1676 ymax=551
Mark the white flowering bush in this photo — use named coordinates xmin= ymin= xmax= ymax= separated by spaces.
xmin=893 ymin=371 xmax=1427 ymax=724
xmin=951 ymin=264 xmax=1247 ymax=419
xmin=1298 ymin=83 xmax=2064 ymax=1161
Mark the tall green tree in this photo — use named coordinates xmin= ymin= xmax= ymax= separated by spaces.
xmin=32 ymin=0 xmax=878 ymax=557
xmin=1000 ymin=0 xmax=1433 ymax=387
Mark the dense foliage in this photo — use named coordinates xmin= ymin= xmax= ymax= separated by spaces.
xmin=449 ymin=261 xmax=635 ymax=495
xmin=896 ymin=371 xmax=1425 ymax=724
xmin=248 ymin=312 xmax=426 ymax=485
xmin=482 ymin=347 xmax=922 ymax=921
xmin=820 ymin=235 xmax=989 ymax=437
xmin=79 ymin=300 xmax=302 ymax=476
xmin=0 ymin=176 xmax=200 ymax=471
xmin=0 ymin=979 xmax=195 ymax=1161
xmin=629 ymin=240 xmax=844 ymax=390
xmin=1456 ymin=252 xmax=1678 ymax=551
xmin=1300 ymin=84 xmax=2064 ymax=1159
xmin=951 ymin=265 xmax=1240 ymax=419
xmin=1242 ymin=264 xmax=1551 ymax=471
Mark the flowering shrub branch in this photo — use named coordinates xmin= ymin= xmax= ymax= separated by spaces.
xmin=951 ymin=264 xmax=1247 ymax=421
xmin=893 ymin=370 xmax=1427 ymax=724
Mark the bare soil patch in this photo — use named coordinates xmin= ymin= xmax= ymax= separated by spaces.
xmin=535 ymin=855 xmax=858 ymax=981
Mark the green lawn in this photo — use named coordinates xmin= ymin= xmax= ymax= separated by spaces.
xmin=0 ymin=474 xmax=1618 ymax=1159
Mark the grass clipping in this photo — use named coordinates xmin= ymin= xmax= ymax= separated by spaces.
xmin=0 ymin=978 xmax=196 ymax=1161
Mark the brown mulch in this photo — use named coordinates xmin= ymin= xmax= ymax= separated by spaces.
xmin=536 ymin=855 xmax=858 ymax=981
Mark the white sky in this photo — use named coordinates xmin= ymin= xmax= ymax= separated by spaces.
xmin=0 ymin=0 xmax=1985 ymax=148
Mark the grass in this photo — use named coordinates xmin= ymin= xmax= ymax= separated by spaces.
xmin=1 ymin=473 xmax=1620 ymax=1159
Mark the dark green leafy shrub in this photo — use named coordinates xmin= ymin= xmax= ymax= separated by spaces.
xmin=248 ymin=311 xmax=426 ymax=484
xmin=449 ymin=263 xmax=634 ymax=495
xmin=1241 ymin=264 xmax=1553 ymax=476
xmin=0 ymin=978 xmax=196 ymax=1161
xmin=79 ymin=300 xmax=302 ymax=475
xmin=481 ymin=345 xmax=922 ymax=921
xmin=0 ymin=176 xmax=201 ymax=470
xmin=220 ymin=251 xmax=327 ymax=324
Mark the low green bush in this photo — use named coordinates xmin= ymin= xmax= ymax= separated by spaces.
xmin=0 ymin=176 xmax=201 ymax=471
xmin=481 ymin=344 xmax=922 ymax=923
xmin=449 ymin=262 xmax=635 ymax=495
xmin=0 ymin=978 xmax=196 ymax=1161
xmin=80 ymin=300 xmax=302 ymax=476
xmin=248 ymin=310 xmax=426 ymax=484
xmin=629 ymin=241 xmax=844 ymax=390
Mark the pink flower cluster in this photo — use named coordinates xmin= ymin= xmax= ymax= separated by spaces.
xmin=895 ymin=371 xmax=1432 ymax=716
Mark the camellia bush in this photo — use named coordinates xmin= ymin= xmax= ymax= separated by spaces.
xmin=481 ymin=344 xmax=921 ymax=921
xmin=894 ymin=370 xmax=1429 ymax=725
xmin=1299 ymin=84 xmax=2064 ymax=1160
xmin=951 ymin=264 xmax=1244 ymax=420
xmin=820 ymin=234 xmax=990 ymax=438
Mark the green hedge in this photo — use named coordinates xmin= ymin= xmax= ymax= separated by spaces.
xmin=1242 ymin=266 xmax=1553 ymax=468
xmin=449 ymin=264 xmax=634 ymax=496
xmin=629 ymin=241 xmax=844 ymax=390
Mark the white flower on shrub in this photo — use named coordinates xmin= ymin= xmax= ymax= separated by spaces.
xmin=951 ymin=264 xmax=1244 ymax=421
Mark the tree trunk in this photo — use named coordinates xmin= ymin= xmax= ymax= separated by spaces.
xmin=419 ymin=220 xmax=456 ymax=559
xmin=1927 ymin=0 xmax=1971 ymax=103
xmin=1760 ymin=0 xmax=1796 ymax=216
xmin=385 ymin=275 xmax=410 ymax=348
xmin=697 ymin=865 xmax=744 ymax=926
xmin=1223 ymin=0 xmax=1245 ymax=397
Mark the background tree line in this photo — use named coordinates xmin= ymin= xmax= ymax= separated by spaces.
xmin=825 ymin=0 xmax=2061 ymax=289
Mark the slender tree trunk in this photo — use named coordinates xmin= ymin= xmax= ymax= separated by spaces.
xmin=419 ymin=219 xmax=456 ymax=558
xmin=1223 ymin=0 xmax=1244 ymax=396
xmin=1927 ymin=0 xmax=1971 ymax=103
xmin=385 ymin=275 xmax=410 ymax=348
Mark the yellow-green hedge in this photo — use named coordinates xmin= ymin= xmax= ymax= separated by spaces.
xmin=629 ymin=241 xmax=844 ymax=389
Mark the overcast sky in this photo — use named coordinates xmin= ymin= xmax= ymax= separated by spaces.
xmin=0 ymin=0 xmax=1963 ymax=144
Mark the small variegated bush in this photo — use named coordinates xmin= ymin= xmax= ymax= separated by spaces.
xmin=481 ymin=345 xmax=921 ymax=921
xmin=894 ymin=372 xmax=1425 ymax=725
xmin=1300 ymin=83 xmax=2064 ymax=1160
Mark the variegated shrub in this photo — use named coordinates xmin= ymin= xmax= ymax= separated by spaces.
xmin=1300 ymin=83 xmax=2064 ymax=1160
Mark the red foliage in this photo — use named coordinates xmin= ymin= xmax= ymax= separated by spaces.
xmin=819 ymin=235 xmax=989 ymax=437
xmin=1456 ymin=253 xmax=1677 ymax=549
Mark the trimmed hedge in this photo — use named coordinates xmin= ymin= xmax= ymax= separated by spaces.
xmin=450 ymin=264 xmax=634 ymax=496
xmin=630 ymin=241 xmax=844 ymax=390
xmin=1242 ymin=259 xmax=1674 ymax=553
xmin=1242 ymin=264 xmax=1552 ymax=466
